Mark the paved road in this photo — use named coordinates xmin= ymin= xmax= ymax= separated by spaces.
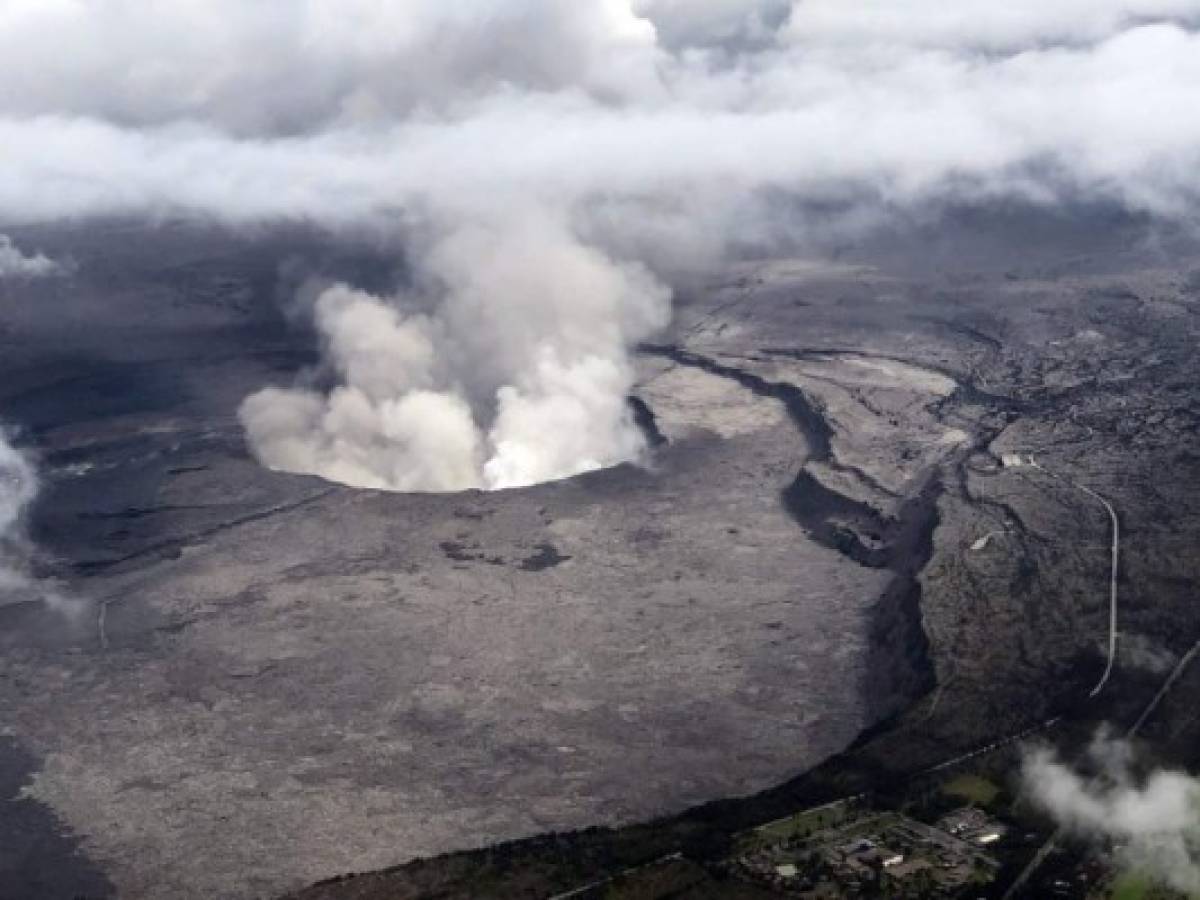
xmin=1025 ymin=457 xmax=1119 ymax=697
xmin=1130 ymin=638 xmax=1200 ymax=737
xmin=1073 ymin=480 xmax=1120 ymax=697
xmin=551 ymin=451 xmax=1120 ymax=900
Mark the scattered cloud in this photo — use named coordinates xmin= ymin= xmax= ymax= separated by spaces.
xmin=1023 ymin=728 xmax=1200 ymax=894
xmin=0 ymin=234 xmax=64 ymax=279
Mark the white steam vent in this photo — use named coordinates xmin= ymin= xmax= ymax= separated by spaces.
xmin=0 ymin=427 xmax=38 ymax=592
xmin=239 ymin=212 xmax=671 ymax=492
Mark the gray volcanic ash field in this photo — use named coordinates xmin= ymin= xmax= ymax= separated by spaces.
xmin=3 ymin=3 xmax=1200 ymax=898
xmin=2 ymin=213 xmax=1200 ymax=898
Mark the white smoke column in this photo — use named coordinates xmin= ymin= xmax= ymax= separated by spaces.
xmin=0 ymin=426 xmax=39 ymax=594
xmin=0 ymin=234 xmax=63 ymax=279
xmin=239 ymin=285 xmax=484 ymax=492
xmin=240 ymin=211 xmax=671 ymax=492
xmin=1022 ymin=728 xmax=1200 ymax=893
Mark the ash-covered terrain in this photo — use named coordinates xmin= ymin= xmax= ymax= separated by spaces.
xmin=3 ymin=6 xmax=1200 ymax=897
xmin=2 ymin=210 xmax=1199 ymax=898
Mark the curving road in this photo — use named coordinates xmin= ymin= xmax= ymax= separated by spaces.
xmin=1073 ymin=480 xmax=1120 ymax=697
xmin=1025 ymin=457 xmax=1119 ymax=697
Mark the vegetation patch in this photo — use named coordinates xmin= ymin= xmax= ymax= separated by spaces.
xmin=940 ymin=774 xmax=999 ymax=806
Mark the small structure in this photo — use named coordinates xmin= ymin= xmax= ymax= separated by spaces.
xmin=838 ymin=838 xmax=875 ymax=858
xmin=733 ymin=809 xmax=1003 ymax=898
xmin=936 ymin=807 xmax=1008 ymax=846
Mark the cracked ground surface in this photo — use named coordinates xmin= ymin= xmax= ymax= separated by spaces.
xmin=2 ymin=213 xmax=1200 ymax=898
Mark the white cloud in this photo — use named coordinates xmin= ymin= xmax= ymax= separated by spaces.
xmin=0 ymin=234 xmax=63 ymax=278
xmin=2 ymin=19 xmax=1199 ymax=224
xmin=1023 ymin=729 xmax=1200 ymax=895
xmin=782 ymin=0 xmax=1200 ymax=51
xmin=0 ymin=0 xmax=662 ymax=134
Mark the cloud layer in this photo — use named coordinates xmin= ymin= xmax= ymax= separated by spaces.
xmin=3 ymin=1 xmax=1200 ymax=489
xmin=1023 ymin=729 xmax=1200 ymax=894
xmin=1 ymin=1 xmax=1199 ymax=222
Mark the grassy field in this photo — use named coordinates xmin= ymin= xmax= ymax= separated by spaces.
xmin=1109 ymin=871 xmax=1149 ymax=900
xmin=749 ymin=801 xmax=858 ymax=843
xmin=941 ymin=774 xmax=1000 ymax=806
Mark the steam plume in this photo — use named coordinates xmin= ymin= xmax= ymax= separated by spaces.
xmin=0 ymin=426 xmax=38 ymax=595
xmin=0 ymin=234 xmax=63 ymax=279
xmin=1022 ymin=729 xmax=1200 ymax=894
xmin=240 ymin=212 xmax=670 ymax=490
